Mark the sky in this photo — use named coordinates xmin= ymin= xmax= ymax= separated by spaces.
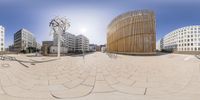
xmin=0 ymin=0 xmax=200 ymax=48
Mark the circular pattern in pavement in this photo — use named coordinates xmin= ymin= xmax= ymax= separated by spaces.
xmin=0 ymin=53 xmax=199 ymax=100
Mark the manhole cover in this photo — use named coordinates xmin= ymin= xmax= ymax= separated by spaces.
xmin=1 ymin=63 xmax=10 ymax=68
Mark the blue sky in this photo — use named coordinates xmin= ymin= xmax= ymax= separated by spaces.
xmin=0 ymin=0 xmax=200 ymax=47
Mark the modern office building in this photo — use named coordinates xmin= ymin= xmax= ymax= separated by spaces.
xmin=0 ymin=26 xmax=5 ymax=52
xmin=53 ymin=33 xmax=89 ymax=53
xmin=41 ymin=41 xmax=53 ymax=55
xmin=160 ymin=38 xmax=164 ymax=51
xmin=8 ymin=44 xmax=15 ymax=52
xmin=14 ymin=28 xmax=37 ymax=53
xmin=89 ymin=44 xmax=106 ymax=52
xmin=98 ymin=44 xmax=106 ymax=52
xmin=107 ymin=10 xmax=156 ymax=54
xmin=89 ymin=44 xmax=97 ymax=52
xmin=50 ymin=46 xmax=68 ymax=54
xmin=75 ymin=35 xmax=89 ymax=52
xmin=156 ymin=40 xmax=161 ymax=51
xmin=53 ymin=32 xmax=76 ymax=52
xmin=42 ymin=41 xmax=54 ymax=46
xmin=162 ymin=25 xmax=200 ymax=54
xmin=64 ymin=33 xmax=76 ymax=52
xmin=156 ymin=38 xmax=163 ymax=51
xmin=36 ymin=42 xmax=41 ymax=50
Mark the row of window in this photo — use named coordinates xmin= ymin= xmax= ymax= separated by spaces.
xmin=178 ymin=43 xmax=200 ymax=47
xmin=178 ymin=38 xmax=200 ymax=42
xmin=1 ymin=31 xmax=3 ymax=34
xmin=166 ymin=33 xmax=200 ymax=41
xmin=179 ymin=31 xmax=200 ymax=34
xmin=178 ymin=47 xmax=200 ymax=51
xmin=178 ymin=34 xmax=200 ymax=38
xmin=165 ymin=26 xmax=200 ymax=39
xmin=177 ymin=27 xmax=200 ymax=32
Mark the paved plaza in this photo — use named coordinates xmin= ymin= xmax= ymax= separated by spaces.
xmin=0 ymin=52 xmax=200 ymax=100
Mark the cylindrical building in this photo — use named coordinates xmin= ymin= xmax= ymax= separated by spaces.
xmin=107 ymin=10 xmax=156 ymax=54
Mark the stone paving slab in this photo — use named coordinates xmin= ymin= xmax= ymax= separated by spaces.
xmin=0 ymin=52 xmax=200 ymax=100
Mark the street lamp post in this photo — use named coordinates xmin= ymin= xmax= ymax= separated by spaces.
xmin=57 ymin=31 xmax=61 ymax=57
xmin=82 ymin=41 xmax=85 ymax=59
xmin=49 ymin=16 xmax=70 ymax=58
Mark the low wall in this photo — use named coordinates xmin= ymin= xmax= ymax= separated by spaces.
xmin=174 ymin=51 xmax=200 ymax=55
xmin=107 ymin=51 xmax=156 ymax=56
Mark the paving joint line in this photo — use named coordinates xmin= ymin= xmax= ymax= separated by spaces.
xmin=144 ymin=87 xmax=147 ymax=95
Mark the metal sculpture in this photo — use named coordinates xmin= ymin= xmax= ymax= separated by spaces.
xmin=49 ymin=16 xmax=70 ymax=58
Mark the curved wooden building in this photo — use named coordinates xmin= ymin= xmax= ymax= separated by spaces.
xmin=107 ymin=10 xmax=156 ymax=54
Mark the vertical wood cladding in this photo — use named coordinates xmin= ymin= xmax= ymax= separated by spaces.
xmin=107 ymin=10 xmax=156 ymax=54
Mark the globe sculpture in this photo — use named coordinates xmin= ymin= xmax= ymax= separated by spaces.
xmin=49 ymin=16 xmax=70 ymax=58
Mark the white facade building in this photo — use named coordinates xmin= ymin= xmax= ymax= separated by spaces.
xmin=75 ymin=35 xmax=89 ymax=52
xmin=53 ymin=33 xmax=89 ymax=53
xmin=50 ymin=46 xmax=68 ymax=54
xmin=36 ymin=42 xmax=41 ymax=50
xmin=156 ymin=38 xmax=163 ymax=51
xmin=89 ymin=44 xmax=97 ymax=52
xmin=101 ymin=47 xmax=106 ymax=52
xmin=156 ymin=39 xmax=161 ymax=51
xmin=53 ymin=32 xmax=76 ymax=52
xmin=0 ymin=26 xmax=5 ymax=51
xmin=163 ymin=25 xmax=200 ymax=52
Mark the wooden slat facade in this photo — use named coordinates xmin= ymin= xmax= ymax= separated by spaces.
xmin=107 ymin=10 xmax=156 ymax=54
